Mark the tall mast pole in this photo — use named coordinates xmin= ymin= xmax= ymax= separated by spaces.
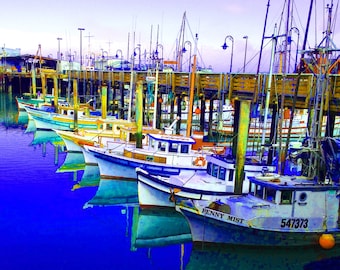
xmin=257 ymin=0 xmax=271 ymax=74
xmin=186 ymin=33 xmax=198 ymax=137
xmin=281 ymin=0 xmax=314 ymax=174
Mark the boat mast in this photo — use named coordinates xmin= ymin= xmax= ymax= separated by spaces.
xmin=261 ymin=25 xmax=277 ymax=147
xmin=281 ymin=0 xmax=314 ymax=174
xmin=176 ymin=12 xmax=186 ymax=71
xmin=256 ymin=0 xmax=271 ymax=74
xmin=128 ymin=32 xmax=136 ymax=122
xmin=306 ymin=2 xmax=335 ymax=179
xmin=186 ymin=33 xmax=198 ymax=137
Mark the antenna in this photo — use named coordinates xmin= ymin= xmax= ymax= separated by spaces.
xmin=84 ymin=32 xmax=94 ymax=55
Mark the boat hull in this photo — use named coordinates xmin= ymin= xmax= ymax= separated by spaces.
xmin=179 ymin=206 xmax=340 ymax=247
xmin=137 ymin=157 xmax=277 ymax=208
xmin=137 ymin=170 xmax=237 ymax=208
xmin=88 ymin=147 xmax=206 ymax=180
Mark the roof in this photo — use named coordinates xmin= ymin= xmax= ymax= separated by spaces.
xmin=148 ymin=133 xmax=196 ymax=144
xmin=249 ymin=175 xmax=340 ymax=191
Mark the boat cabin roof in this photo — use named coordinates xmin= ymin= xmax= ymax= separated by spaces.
xmin=249 ymin=175 xmax=340 ymax=192
xmin=148 ymin=133 xmax=196 ymax=144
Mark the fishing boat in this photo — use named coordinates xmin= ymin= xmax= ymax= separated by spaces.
xmin=84 ymin=131 xmax=212 ymax=181
xmin=54 ymin=119 xmax=136 ymax=153
xmin=84 ymin=77 xmax=222 ymax=179
xmin=54 ymin=121 xmax=161 ymax=155
xmin=15 ymin=94 xmax=68 ymax=111
xmin=136 ymin=154 xmax=277 ymax=208
xmin=176 ymin=171 xmax=340 ymax=247
xmin=24 ymin=105 xmax=117 ymax=131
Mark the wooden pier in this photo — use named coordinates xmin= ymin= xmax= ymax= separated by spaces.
xmin=2 ymin=69 xmax=340 ymax=113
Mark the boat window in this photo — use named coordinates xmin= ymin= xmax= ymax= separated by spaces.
xmin=218 ymin=167 xmax=227 ymax=181
xmin=180 ymin=144 xmax=189 ymax=154
xmin=264 ymin=187 xmax=276 ymax=202
xmin=159 ymin=142 xmax=167 ymax=151
xmin=254 ymin=185 xmax=264 ymax=199
xmin=169 ymin=143 xmax=179 ymax=153
xmin=150 ymin=139 xmax=156 ymax=149
xmin=212 ymin=164 xmax=219 ymax=177
xmin=280 ymin=190 xmax=292 ymax=204
xmin=207 ymin=162 xmax=213 ymax=175
xmin=228 ymin=169 xmax=234 ymax=182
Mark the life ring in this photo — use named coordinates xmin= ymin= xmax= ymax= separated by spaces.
xmin=194 ymin=156 xmax=207 ymax=167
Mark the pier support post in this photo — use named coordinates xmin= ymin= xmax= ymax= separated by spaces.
xmin=101 ymin=85 xmax=107 ymax=119
xmin=73 ymin=79 xmax=79 ymax=130
xmin=234 ymin=99 xmax=250 ymax=194
xmin=176 ymin=95 xmax=182 ymax=135
xmin=208 ymin=98 xmax=214 ymax=138
xmin=135 ymin=80 xmax=143 ymax=148
xmin=53 ymin=75 xmax=59 ymax=112
xmin=232 ymin=99 xmax=240 ymax=158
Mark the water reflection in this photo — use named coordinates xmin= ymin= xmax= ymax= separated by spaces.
xmin=85 ymin=178 xmax=138 ymax=207
xmin=132 ymin=207 xmax=192 ymax=248
xmin=186 ymin=243 xmax=340 ymax=270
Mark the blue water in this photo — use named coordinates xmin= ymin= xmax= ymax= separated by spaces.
xmin=0 ymin=92 xmax=339 ymax=270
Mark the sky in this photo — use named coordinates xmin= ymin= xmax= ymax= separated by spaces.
xmin=0 ymin=0 xmax=339 ymax=73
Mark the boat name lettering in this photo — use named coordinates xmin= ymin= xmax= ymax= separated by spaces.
xmin=203 ymin=208 xmax=244 ymax=224
xmin=280 ymin=218 xmax=308 ymax=229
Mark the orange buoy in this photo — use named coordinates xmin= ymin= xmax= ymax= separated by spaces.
xmin=195 ymin=106 xmax=201 ymax=115
xmin=319 ymin=234 xmax=335 ymax=249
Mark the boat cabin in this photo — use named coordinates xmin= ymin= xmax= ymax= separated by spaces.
xmin=146 ymin=133 xmax=196 ymax=154
xmin=205 ymin=154 xmax=276 ymax=192
xmin=247 ymin=175 xmax=340 ymax=229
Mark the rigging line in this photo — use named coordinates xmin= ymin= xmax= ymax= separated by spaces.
xmin=331 ymin=0 xmax=339 ymax=40
xmin=184 ymin=14 xmax=206 ymax=68
xmin=257 ymin=0 xmax=271 ymax=74
xmin=282 ymin=0 xmax=315 ymax=174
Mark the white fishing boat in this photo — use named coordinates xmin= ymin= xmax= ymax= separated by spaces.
xmin=54 ymin=119 xmax=136 ymax=153
xmin=176 ymin=172 xmax=340 ymax=247
xmin=84 ymin=131 xmax=215 ymax=181
xmin=54 ymin=122 xmax=162 ymax=155
xmin=15 ymin=94 xmax=67 ymax=111
xmin=136 ymin=154 xmax=277 ymax=208
xmin=24 ymin=105 xmax=117 ymax=131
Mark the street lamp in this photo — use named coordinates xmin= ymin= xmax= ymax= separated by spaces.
xmin=243 ymin=36 xmax=248 ymax=73
xmin=221 ymin=35 xmax=234 ymax=73
xmin=155 ymin=44 xmax=163 ymax=59
xmin=182 ymin=41 xmax=192 ymax=72
xmin=115 ymin=49 xmax=123 ymax=70
xmin=155 ymin=44 xmax=163 ymax=69
xmin=57 ymin=37 xmax=62 ymax=73
xmin=78 ymin=27 xmax=85 ymax=70
xmin=101 ymin=50 xmax=108 ymax=70
xmin=288 ymin=27 xmax=300 ymax=72
xmin=133 ymin=44 xmax=141 ymax=70
xmin=57 ymin=37 xmax=62 ymax=61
